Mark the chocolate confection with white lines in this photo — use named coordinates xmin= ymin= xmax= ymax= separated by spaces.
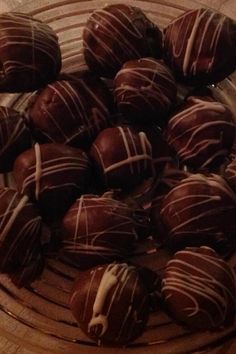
xmin=166 ymin=96 xmax=235 ymax=170
xmin=0 ymin=106 xmax=31 ymax=172
xmin=70 ymin=263 xmax=149 ymax=345
xmin=0 ymin=12 xmax=61 ymax=92
xmin=0 ymin=187 xmax=42 ymax=276
xmin=61 ymin=193 xmax=150 ymax=268
xmin=162 ymin=247 xmax=236 ymax=329
xmin=28 ymin=74 xmax=113 ymax=149
xmin=160 ymin=173 xmax=236 ymax=252
xmin=163 ymin=8 xmax=236 ymax=85
xmin=13 ymin=143 xmax=91 ymax=221
xmin=90 ymin=126 xmax=153 ymax=189
xmin=83 ymin=4 xmax=163 ymax=78
xmin=114 ymin=58 xmax=177 ymax=124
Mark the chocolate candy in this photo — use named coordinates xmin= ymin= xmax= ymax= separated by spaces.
xmin=70 ymin=263 xmax=149 ymax=345
xmin=83 ymin=4 xmax=162 ymax=78
xmin=166 ymin=96 xmax=235 ymax=170
xmin=162 ymin=247 xmax=236 ymax=329
xmin=0 ymin=12 xmax=61 ymax=92
xmin=28 ymin=74 xmax=113 ymax=149
xmin=160 ymin=173 xmax=236 ymax=252
xmin=0 ymin=187 xmax=42 ymax=274
xmin=0 ymin=106 xmax=31 ymax=172
xmin=163 ymin=8 xmax=236 ymax=85
xmin=61 ymin=193 xmax=150 ymax=268
xmin=90 ymin=126 xmax=153 ymax=189
xmin=13 ymin=143 xmax=91 ymax=221
xmin=114 ymin=58 xmax=177 ymax=124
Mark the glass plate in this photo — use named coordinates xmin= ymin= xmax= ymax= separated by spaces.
xmin=0 ymin=1 xmax=236 ymax=353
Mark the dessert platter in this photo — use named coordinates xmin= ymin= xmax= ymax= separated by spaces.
xmin=0 ymin=0 xmax=236 ymax=353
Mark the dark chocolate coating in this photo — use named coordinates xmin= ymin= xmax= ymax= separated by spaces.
xmin=162 ymin=247 xmax=236 ymax=329
xmin=61 ymin=193 xmax=149 ymax=268
xmin=0 ymin=106 xmax=31 ymax=172
xmin=163 ymin=8 xmax=236 ymax=85
xmin=114 ymin=58 xmax=177 ymax=124
xmin=166 ymin=96 xmax=235 ymax=169
xmin=13 ymin=143 xmax=91 ymax=221
xmin=28 ymin=74 xmax=113 ymax=149
xmin=151 ymin=167 xmax=190 ymax=242
xmin=83 ymin=4 xmax=162 ymax=78
xmin=90 ymin=126 xmax=153 ymax=189
xmin=70 ymin=263 xmax=149 ymax=345
xmin=0 ymin=12 xmax=61 ymax=92
xmin=0 ymin=187 xmax=42 ymax=274
xmin=160 ymin=173 xmax=236 ymax=252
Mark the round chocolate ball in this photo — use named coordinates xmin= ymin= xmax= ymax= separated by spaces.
xmin=0 ymin=106 xmax=31 ymax=172
xmin=162 ymin=246 xmax=236 ymax=329
xmin=160 ymin=173 xmax=236 ymax=252
xmin=163 ymin=8 xmax=236 ymax=85
xmin=83 ymin=4 xmax=163 ymax=78
xmin=0 ymin=12 xmax=61 ymax=92
xmin=166 ymin=96 xmax=235 ymax=170
xmin=28 ymin=73 xmax=113 ymax=149
xmin=151 ymin=167 xmax=190 ymax=242
xmin=13 ymin=143 xmax=91 ymax=221
xmin=90 ymin=126 xmax=153 ymax=189
xmin=61 ymin=193 xmax=150 ymax=268
xmin=70 ymin=263 xmax=149 ymax=345
xmin=0 ymin=187 xmax=42 ymax=274
xmin=114 ymin=58 xmax=177 ymax=124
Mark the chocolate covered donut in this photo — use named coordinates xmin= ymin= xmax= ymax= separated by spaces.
xmin=0 ymin=106 xmax=31 ymax=172
xmin=13 ymin=143 xmax=91 ymax=221
xmin=90 ymin=126 xmax=153 ymax=189
xmin=163 ymin=8 xmax=236 ymax=85
xmin=114 ymin=58 xmax=177 ymax=124
xmin=160 ymin=173 xmax=236 ymax=252
xmin=28 ymin=74 xmax=113 ymax=149
xmin=166 ymin=96 xmax=235 ymax=169
xmin=61 ymin=193 xmax=149 ymax=268
xmin=0 ymin=12 xmax=61 ymax=92
xmin=70 ymin=263 xmax=149 ymax=345
xmin=162 ymin=247 xmax=236 ymax=329
xmin=83 ymin=4 xmax=162 ymax=78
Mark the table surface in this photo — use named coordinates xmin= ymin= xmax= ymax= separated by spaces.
xmin=0 ymin=0 xmax=236 ymax=353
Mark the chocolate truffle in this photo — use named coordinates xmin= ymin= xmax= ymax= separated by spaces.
xmin=83 ymin=4 xmax=162 ymax=78
xmin=28 ymin=74 xmax=113 ymax=149
xmin=162 ymin=247 xmax=236 ymax=329
xmin=70 ymin=263 xmax=149 ymax=345
xmin=90 ymin=126 xmax=153 ymax=189
xmin=13 ymin=143 xmax=91 ymax=221
xmin=151 ymin=167 xmax=190 ymax=242
xmin=166 ymin=96 xmax=235 ymax=170
xmin=61 ymin=193 xmax=150 ymax=268
xmin=160 ymin=173 xmax=236 ymax=252
xmin=0 ymin=106 xmax=31 ymax=172
xmin=0 ymin=187 xmax=42 ymax=274
xmin=163 ymin=8 xmax=236 ymax=85
xmin=114 ymin=58 xmax=177 ymax=124
xmin=0 ymin=12 xmax=61 ymax=92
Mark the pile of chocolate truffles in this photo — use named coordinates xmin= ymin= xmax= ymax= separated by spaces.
xmin=0 ymin=4 xmax=236 ymax=347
